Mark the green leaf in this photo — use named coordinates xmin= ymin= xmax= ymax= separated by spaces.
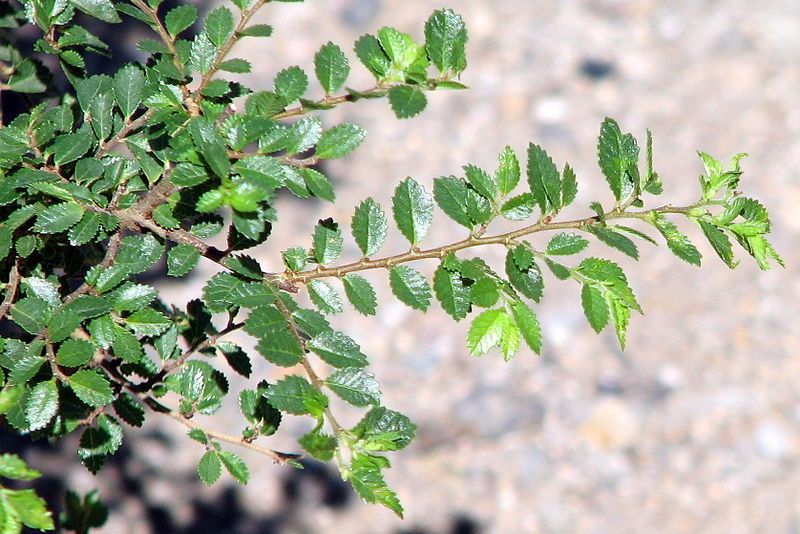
xmin=505 ymin=250 xmax=544 ymax=302
xmin=264 ymin=375 xmax=328 ymax=417
xmin=4 ymin=488 xmax=54 ymax=530
xmin=164 ymin=4 xmax=197 ymax=37
xmin=389 ymin=266 xmax=431 ymax=311
xmin=239 ymin=24 xmax=273 ymax=37
xmin=500 ymin=193 xmax=536 ymax=221
xmin=33 ymin=202 xmax=85 ymax=234
xmin=69 ymin=0 xmax=121 ymax=23
xmin=469 ymin=277 xmax=499 ymax=308
xmin=576 ymin=258 xmax=641 ymax=313
xmin=202 ymin=273 xmax=274 ymax=312
xmin=314 ymin=42 xmax=350 ymax=93
xmin=282 ymin=246 xmax=308 ymax=272
xmin=188 ymin=116 xmax=231 ymax=179
xmin=51 ymin=130 xmax=94 ymax=165
xmin=561 ymin=163 xmax=578 ymax=207
xmin=307 ymin=280 xmax=343 ymax=315
xmin=11 ymin=297 xmax=51 ymax=334
xmin=699 ymin=220 xmax=736 ymax=268
xmin=0 ymin=454 xmax=41 ymax=481
xmin=433 ymin=176 xmax=472 ymax=228
xmin=527 ymin=143 xmax=561 ymax=214
xmin=253 ymin=334 xmax=302 ymax=368
xmin=342 ymin=274 xmax=378 ymax=316
xmin=354 ymin=33 xmax=390 ymax=78
xmin=113 ymin=393 xmax=145 ymax=427
xmin=463 ymin=164 xmax=496 ymax=201
xmin=167 ymin=244 xmax=200 ymax=277
xmin=302 ymin=168 xmax=335 ymax=202
xmin=432 ymin=263 xmax=470 ymax=321
xmin=597 ymin=118 xmax=639 ymax=201
xmin=424 ymin=8 xmax=468 ymax=74
xmin=299 ymin=426 xmax=337 ymax=461
xmin=348 ymin=454 xmax=403 ymax=517
xmin=307 ymin=331 xmax=368 ymax=368
xmin=388 ymin=85 xmax=427 ymax=119
xmin=218 ymin=451 xmax=249 ymax=484
xmin=68 ymin=211 xmax=101 ymax=246
xmin=112 ymin=65 xmax=142 ymax=117
xmin=352 ymin=407 xmax=416 ymax=451
xmin=197 ymin=451 xmax=222 ymax=485
xmin=652 ymin=215 xmax=702 ymax=266
xmin=352 ymin=198 xmax=387 ymax=256
xmin=111 ymin=326 xmax=142 ymax=362
xmin=126 ymin=308 xmax=171 ymax=337
xmin=588 ymin=225 xmax=639 ymax=259
xmin=204 ymin=6 xmax=234 ymax=47
xmin=581 ymin=284 xmax=608 ymax=333
xmin=315 ymin=124 xmax=366 ymax=159
xmin=325 ymin=368 xmax=381 ymax=407
xmin=467 ymin=309 xmax=513 ymax=357
xmin=69 ymin=369 xmax=113 ymax=408
xmin=495 ymin=146 xmax=520 ymax=196
xmin=312 ymin=219 xmax=343 ymax=265
xmin=26 ymin=380 xmax=58 ymax=431
xmin=274 ymin=66 xmax=308 ymax=102
xmin=546 ymin=233 xmax=589 ymax=256
xmin=509 ymin=301 xmax=541 ymax=354
xmin=116 ymin=234 xmax=164 ymax=274
xmin=219 ymin=58 xmax=252 ymax=73
xmin=392 ymin=177 xmax=433 ymax=245
xmin=56 ymin=339 xmax=94 ymax=367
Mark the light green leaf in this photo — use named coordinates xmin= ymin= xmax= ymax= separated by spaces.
xmin=652 ymin=215 xmax=702 ymax=266
xmin=4 ymin=488 xmax=55 ymax=530
xmin=509 ymin=301 xmax=541 ymax=354
xmin=561 ymin=163 xmax=578 ymax=207
xmin=69 ymin=0 xmax=120 ymax=23
xmin=699 ymin=220 xmax=736 ymax=268
xmin=467 ymin=309 xmax=512 ymax=356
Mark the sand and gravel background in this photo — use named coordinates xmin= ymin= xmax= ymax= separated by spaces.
xmin=18 ymin=1 xmax=800 ymax=533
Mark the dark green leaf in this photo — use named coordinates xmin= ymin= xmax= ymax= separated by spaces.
xmin=325 ymin=368 xmax=381 ymax=407
xmin=197 ymin=451 xmax=222 ymax=485
xmin=69 ymin=369 xmax=113 ymax=408
xmin=312 ymin=219 xmax=343 ymax=265
xmin=264 ymin=375 xmax=328 ymax=417
xmin=392 ymin=177 xmax=433 ymax=245
xmin=432 ymin=263 xmax=470 ymax=320
xmin=342 ymin=274 xmax=378 ymax=316
xmin=307 ymin=280 xmax=343 ymax=315
xmin=314 ymin=42 xmax=350 ymax=93
xmin=388 ymin=85 xmax=427 ymax=119
xmin=167 ymin=244 xmax=200 ymax=277
xmin=315 ymin=124 xmax=366 ymax=159
xmin=433 ymin=176 xmax=472 ymax=228
xmin=424 ymin=9 xmax=468 ymax=74
xmin=389 ymin=266 xmax=431 ymax=311
xmin=307 ymin=331 xmax=367 ymax=368
xmin=352 ymin=198 xmax=387 ymax=256
xmin=546 ymin=233 xmax=589 ymax=256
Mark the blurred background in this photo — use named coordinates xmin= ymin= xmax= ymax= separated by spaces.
xmin=15 ymin=0 xmax=800 ymax=532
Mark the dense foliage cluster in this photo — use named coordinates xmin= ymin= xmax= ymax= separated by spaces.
xmin=0 ymin=0 xmax=781 ymax=529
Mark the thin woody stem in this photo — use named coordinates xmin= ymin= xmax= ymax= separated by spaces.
xmin=282 ymin=204 xmax=698 ymax=284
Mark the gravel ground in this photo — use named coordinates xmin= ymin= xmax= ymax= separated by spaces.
xmin=30 ymin=1 xmax=800 ymax=533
